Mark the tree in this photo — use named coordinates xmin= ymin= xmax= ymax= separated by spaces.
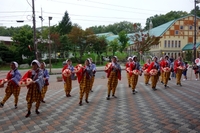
xmin=117 ymin=31 xmax=129 ymax=53
xmin=12 ymin=25 xmax=34 ymax=60
xmin=58 ymin=11 xmax=72 ymax=35
xmin=59 ymin=35 xmax=72 ymax=58
xmin=88 ymin=21 xmax=141 ymax=34
xmin=92 ymin=36 xmax=108 ymax=63
xmin=108 ymin=38 xmax=119 ymax=56
xmin=67 ymin=24 xmax=97 ymax=63
xmin=130 ymin=31 xmax=161 ymax=54
xmin=190 ymin=5 xmax=200 ymax=17
xmin=144 ymin=11 xmax=188 ymax=30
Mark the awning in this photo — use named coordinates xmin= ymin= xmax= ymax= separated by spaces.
xmin=182 ymin=42 xmax=200 ymax=51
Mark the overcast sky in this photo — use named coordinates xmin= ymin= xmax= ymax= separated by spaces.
xmin=0 ymin=0 xmax=196 ymax=29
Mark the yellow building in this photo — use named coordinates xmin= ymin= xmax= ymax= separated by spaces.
xmin=150 ymin=15 xmax=200 ymax=60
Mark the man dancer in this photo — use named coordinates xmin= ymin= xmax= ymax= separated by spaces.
xmin=105 ymin=56 xmax=121 ymax=100
xmin=0 ymin=61 xmax=21 ymax=109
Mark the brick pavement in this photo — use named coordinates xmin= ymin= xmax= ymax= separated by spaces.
xmin=0 ymin=70 xmax=200 ymax=132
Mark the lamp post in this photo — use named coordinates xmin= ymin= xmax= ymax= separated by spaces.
xmin=48 ymin=16 xmax=52 ymax=74
xmin=194 ymin=0 xmax=200 ymax=62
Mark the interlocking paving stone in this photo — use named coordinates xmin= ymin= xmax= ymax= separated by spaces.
xmin=0 ymin=71 xmax=200 ymax=132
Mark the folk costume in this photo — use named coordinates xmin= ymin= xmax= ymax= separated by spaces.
xmin=76 ymin=59 xmax=93 ymax=106
xmin=89 ymin=58 xmax=96 ymax=92
xmin=130 ymin=56 xmax=141 ymax=94
xmin=105 ymin=56 xmax=121 ymax=100
xmin=125 ymin=57 xmax=133 ymax=87
xmin=161 ymin=55 xmax=171 ymax=88
xmin=147 ymin=57 xmax=160 ymax=90
xmin=0 ymin=62 xmax=21 ymax=109
xmin=174 ymin=57 xmax=185 ymax=86
xmin=159 ymin=57 xmax=165 ymax=84
xmin=142 ymin=59 xmax=151 ymax=85
xmin=182 ymin=62 xmax=189 ymax=80
xmin=40 ymin=62 xmax=49 ymax=103
xmin=24 ymin=60 xmax=44 ymax=118
xmin=62 ymin=60 xmax=74 ymax=97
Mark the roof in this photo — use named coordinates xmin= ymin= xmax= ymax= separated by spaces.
xmin=182 ymin=43 xmax=200 ymax=51
xmin=148 ymin=14 xmax=200 ymax=37
xmin=149 ymin=20 xmax=175 ymax=36
xmin=0 ymin=36 xmax=12 ymax=42
xmin=95 ymin=32 xmax=114 ymax=37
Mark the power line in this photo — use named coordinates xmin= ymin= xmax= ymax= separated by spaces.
xmin=85 ymin=0 xmax=169 ymax=13
xmin=0 ymin=11 xmax=39 ymax=13
xmin=48 ymin=0 xmax=156 ymax=15
xmin=43 ymin=12 xmax=147 ymax=20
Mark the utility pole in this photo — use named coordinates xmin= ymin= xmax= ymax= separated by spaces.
xmin=194 ymin=0 xmax=200 ymax=62
xmin=32 ymin=0 xmax=38 ymax=60
xmin=49 ymin=17 xmax=52 ymax=74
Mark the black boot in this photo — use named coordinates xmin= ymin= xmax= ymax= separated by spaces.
xmin=35 ymin=109 xmax=40 ymax=114
xmin=0 ymin=102 xmax=4 ymax=108
xmin=79 ymin=100 xmax=82 ymax=106
xmin=85 ymin=99 xmax=89 ymax=103
xmin=106 ymin=95 xmax=110 ymax=100
xmin=25 ymin=111 xmax=31 ymax=118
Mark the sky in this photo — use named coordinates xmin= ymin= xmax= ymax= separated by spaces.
xmin=0 ymin=0 xmax=197 ymax=30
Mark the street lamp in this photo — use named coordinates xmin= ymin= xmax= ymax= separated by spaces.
xmin=48 ymin=16 xmax=52 ymax=74
xmin=194 ymin=0 xmax=200 ymax=62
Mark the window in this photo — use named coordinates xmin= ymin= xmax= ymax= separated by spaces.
xmin=189 ymin=26 xmax=193 ymax=30
xmin=164 ymin=40 xmax=167 ymax=48
xmin=175 ymin=30 xmax=179 ymax=35
xmin=171 ymin=40 xmax=174 ymax=48
xmin=178 ymin=41 xmax=181 ymax=48
xmin=180 ymin=26 xmax=183 ymax=30
xmin=168 ymin=40 xmax=170 ymax=48
xmin=175 ymin=41 xmax=177 ymax=48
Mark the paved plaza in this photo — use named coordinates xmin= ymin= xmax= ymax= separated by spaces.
xmin=0 ymin=68 xmax=200 ymax=133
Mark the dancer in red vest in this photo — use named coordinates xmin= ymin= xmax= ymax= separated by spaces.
xmin=0 ymin=62 xmax=21 ymax=109
xmin=125 ymin=57 xmax=133 ymax=87
xmin=147 ymin=57 xmax=160 ymax=90
xmin=174 ymin=56 xmax=185 ymax=86
xmin=105 ymin=56 xmax=121 ymax=100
